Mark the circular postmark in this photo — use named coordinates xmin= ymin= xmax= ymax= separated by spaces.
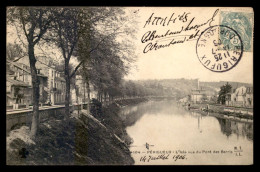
xmin=196 ymin=25 xmax=243 ymax=72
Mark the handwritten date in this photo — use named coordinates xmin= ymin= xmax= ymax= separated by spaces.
xmin=140 ymin=154 xmax=186 ymax=162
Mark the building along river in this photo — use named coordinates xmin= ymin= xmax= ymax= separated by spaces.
xmin=119 ymin=99 xmax=253 ymax=165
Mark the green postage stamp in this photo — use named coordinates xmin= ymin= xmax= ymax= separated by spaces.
xmin=220 ymin=11 xmax=254 ymax=52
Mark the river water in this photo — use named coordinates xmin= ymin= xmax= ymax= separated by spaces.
xmin=119 ymin=100 xmax=253 ymax=165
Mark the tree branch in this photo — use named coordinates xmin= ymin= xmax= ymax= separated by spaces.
xmin=13 ymin=22 xmax=27 ymax=51
xmin=33 ymin=17 xmax=53 ymax=45
xmin=19 ymin=10 xmax=29 ymax=41
xmin=12 ymin=55 xmax=26 ymax=62
xmin=70 ymin=61 xmax=83 ymax=78
xmin=69 ymin=24 xmax=124 ymax=79
xmin=57 ymin=21 xmax=67 ymax=60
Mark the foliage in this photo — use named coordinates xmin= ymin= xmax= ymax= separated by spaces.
xmin=73 ymin=7 xmax=138 ymax=103
xmin=90 ymin=98 xmax=102 ymax=117
xmin=45 ymin=7 xmax=138 ymax=115
xmin=217 ymin=82 xmax=232 ymax=104
xmin=6 ymin=43 xmax=25 ymax=61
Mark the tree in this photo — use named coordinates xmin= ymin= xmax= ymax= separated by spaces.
xmin=51 ymin=7 xmax=137 ymax=116
xmin=6 ymin=43 xmax=25 ymax=61
xmin=79 ymin=65 xmax=91 ymax=114
xmin=7 ymin=7 xmax=54 ymax=139
xmin=217 ymin=82 xmax=232 ymax=105
xmin=50 ymin=8 xmax=81 ymax=118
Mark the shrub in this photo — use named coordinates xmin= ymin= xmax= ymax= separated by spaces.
xmin=90 ymin=98 xmax=102 ymax=117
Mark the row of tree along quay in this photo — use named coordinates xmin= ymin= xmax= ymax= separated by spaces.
xmin=7 ymin=7 xmax=138 ymax=140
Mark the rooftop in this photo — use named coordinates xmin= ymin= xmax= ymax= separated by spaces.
xmin=7 ymin=77 xmax=31 ymax=87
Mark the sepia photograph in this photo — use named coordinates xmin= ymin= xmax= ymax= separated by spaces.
xmin=6 ymin=6 xmax=253 ymax=165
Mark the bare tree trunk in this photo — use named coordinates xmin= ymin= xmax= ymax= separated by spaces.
xmin=28 ymin=44 xmax=40 ymax=140
xmin=104 ymin=92 xmax=106 ymax=106
xmin=86 ymin=79 xmax=90 ymax=115
xmin=65 ymin=61 xmax=71 ymax=119
xmin=83 ymin=81 xmax=86 ymax=104
xmin=98 ymin=91 xmax=101 ymax=102
xmin=74 ymin=82 xmax=79 ymax=115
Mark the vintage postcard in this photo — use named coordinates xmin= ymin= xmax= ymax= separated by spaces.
xmin=6 ymin=7 xmax=253 ymax=165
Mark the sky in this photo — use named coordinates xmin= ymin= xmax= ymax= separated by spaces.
xmin=6 ymin=7 xmax=253 ymax=84
xmin=124 ymin=7 xmax=253 ymax=84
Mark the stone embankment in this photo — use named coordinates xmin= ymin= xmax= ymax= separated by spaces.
xmin=186 ymin=103 xmax=253 ymax=121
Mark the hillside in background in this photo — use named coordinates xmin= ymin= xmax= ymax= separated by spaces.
xmin=133 ymin=79 xmax=253 ymax=99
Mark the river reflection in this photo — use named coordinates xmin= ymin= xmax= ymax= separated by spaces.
xmin=120 ymin=100 xmax=253 ymax=165
xmin=217 ymin=118 xmax=253 ymax=141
